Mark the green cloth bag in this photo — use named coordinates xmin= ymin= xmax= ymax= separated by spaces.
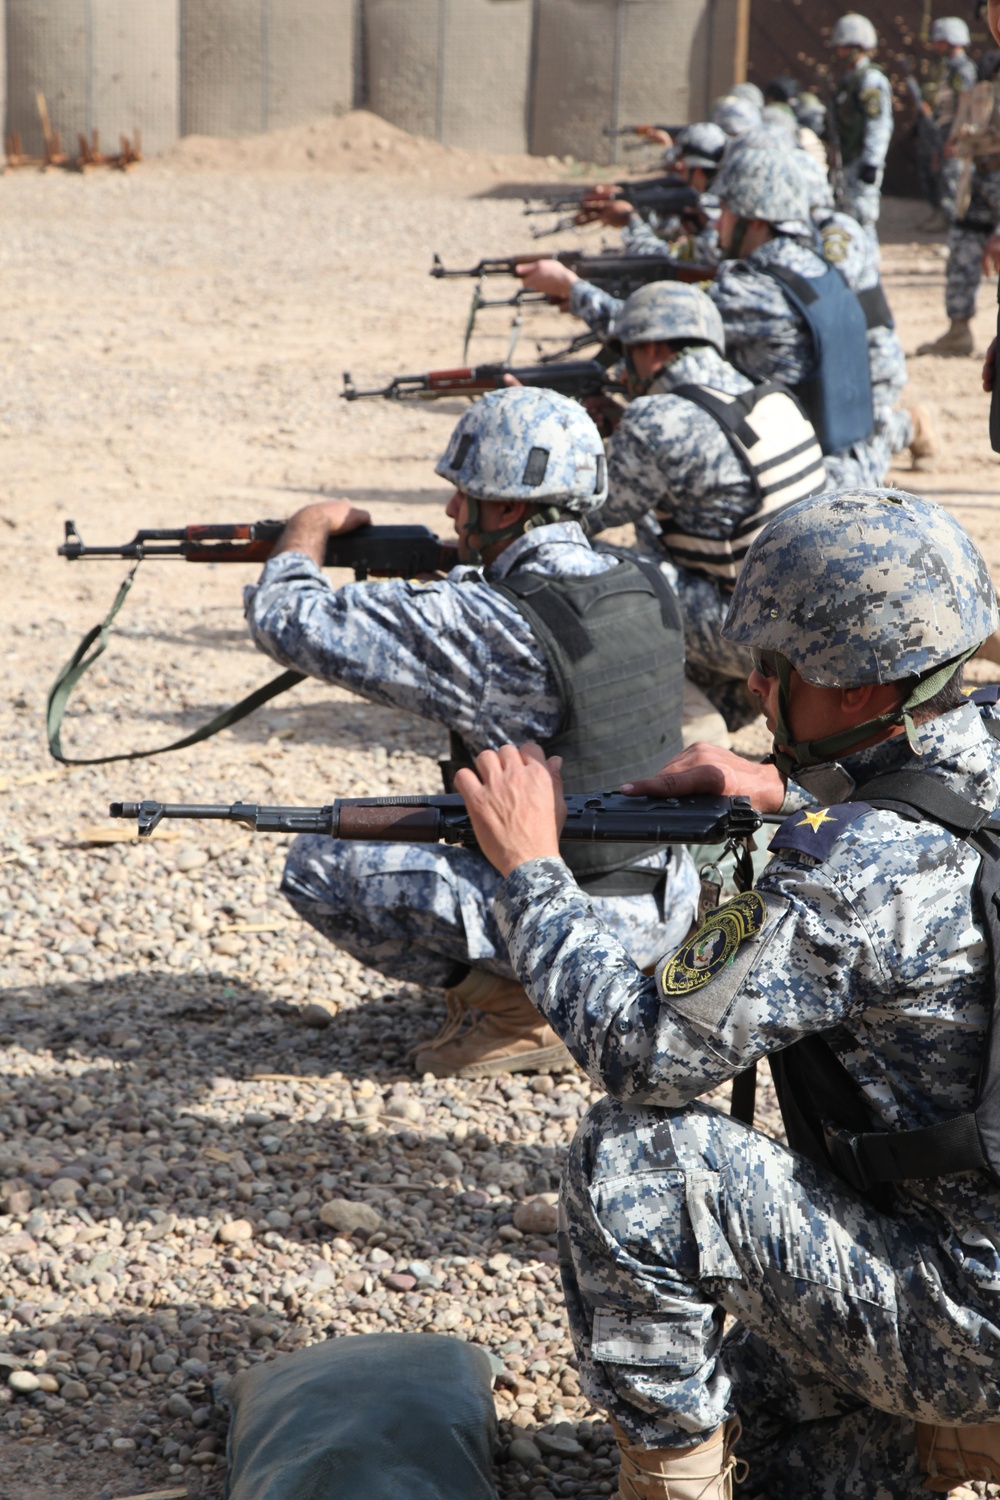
xmin=222 ymin=1332 xmax=499 ymax=1500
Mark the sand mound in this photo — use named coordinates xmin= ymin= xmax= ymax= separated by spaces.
xmin=155 ymin=108 xmax=564 ymax=185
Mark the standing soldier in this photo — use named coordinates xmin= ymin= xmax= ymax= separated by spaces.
xmin=919 ymin=51 xmax=1000 ymax=358
xmin=916 ymin=17 xmax=978 ymax=230
xmin=829 ymin=13 xmax=894 ymax=238
xmin=243 ymin=387 xmax=699 ymax=1078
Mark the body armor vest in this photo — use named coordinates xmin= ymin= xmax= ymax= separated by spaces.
xmin=835 ymin=63 xmax=887 ymax=163
xmin=769 ymin=746 xmax=1000 ymax=1205
xmin=761 ymin=262 xmax=874 ymax=455
xmin=442 ymin=554 xmax=685 ymax=894
xmin=658 ymin=381 xmax=826 ymax=586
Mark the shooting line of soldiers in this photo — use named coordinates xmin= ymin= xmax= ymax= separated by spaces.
xmin=48 ymin=10 xmax=1000 ymax=1499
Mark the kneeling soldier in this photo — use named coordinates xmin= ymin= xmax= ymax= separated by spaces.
xmin=458 ymin=488 xmax=1000 ymax=1496
xmin=244 ymin=387 xmax=699 ymax=1078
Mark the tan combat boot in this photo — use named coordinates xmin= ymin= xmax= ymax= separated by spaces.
xmin=612 ymin=1416 xmax=746 ymax=1500
xmin=412 ymin=969 xmax=576 ymax=1079
xmin=917 ymin=319 xmax=974 ymax=357
xmin=905 ymin=402 xmax=938 ymax=469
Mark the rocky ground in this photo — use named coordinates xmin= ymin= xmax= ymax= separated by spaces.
xmin=0 ymin=112 xmax=999 ymax=1500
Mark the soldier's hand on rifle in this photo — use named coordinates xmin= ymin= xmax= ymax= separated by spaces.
xmin=983 ymin=233 xmax=1000 ymax=277
xmin=983 ymin=337 xmax=997 ymax=393
xmin=455 ymin=743 xmax=566 ymax=877
xmin=576 ymin=192 xmax=635 ymax=228
xmin=636 ymin=126 xmax=673 ymax=147
xmin=516 ymin=259 xmax=580 ymax=309
xmin=620 ymin=743 xmax=787 ymax=813
xmin=270 ymin=500 xmax=372 ymax=567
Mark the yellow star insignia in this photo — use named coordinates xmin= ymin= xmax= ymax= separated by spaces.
xmin=797 ymin=810 xmax=837 ymax=833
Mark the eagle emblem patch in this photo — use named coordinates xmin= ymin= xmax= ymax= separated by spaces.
xmin=659 ymin=891 xmax=767 ymax=996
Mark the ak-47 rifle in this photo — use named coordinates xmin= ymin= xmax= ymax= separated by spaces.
xmin=826 ymin=81 xmax=847 ymax=207
xmin=341 ymin=358 xmax=621 ymax=402
xmin=523 ymin=178 xmax=698 ymax=237
xmin=430 ymin=251 xmax=716 ymax=299
xmin=58 ymin=519 xmax=457 ymax=577
xmin=110 ymin=791 xmax=775 ymax=846
xmin=48 ymin=522 xmax=459 ymax=768
xmin=602 ymin=124 xmax=679 ymax=138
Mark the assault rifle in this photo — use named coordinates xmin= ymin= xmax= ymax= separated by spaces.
xmin=602 ymin=124 xmax=680 ymax=138
xmin=110 ymin=791 xmax=775 ymax=845
xmin=523 ymin=178 xmax=698 ymax=237
xmin=341 ymin=358 xmax=621 ymax=402
xmin=58 ymin=519 xmax=458 ymax=578
xmin=430 ymin=251 xmax=716 ymax=299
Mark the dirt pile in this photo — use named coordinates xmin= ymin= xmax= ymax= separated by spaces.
xmin=157 ymin=108 xmax=568 ymax=185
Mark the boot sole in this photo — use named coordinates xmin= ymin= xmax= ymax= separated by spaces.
xmin=414 ymin=1042 xmax=578 ymax=1079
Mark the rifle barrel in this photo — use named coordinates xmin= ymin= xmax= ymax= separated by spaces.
xmin=111 ymin=793 xmax=775 ymax=845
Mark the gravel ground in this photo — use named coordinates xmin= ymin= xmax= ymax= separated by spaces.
xmin=1 ymin=116 xmax=999 ymax=1500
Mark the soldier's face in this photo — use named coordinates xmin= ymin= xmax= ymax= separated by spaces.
xmin=748 ymin=662 xmax=842 ymax=747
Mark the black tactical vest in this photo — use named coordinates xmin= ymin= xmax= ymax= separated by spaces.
xmin=769 ymin=751 xmax=1000 ymax=1205
xmin=441 ymin=553 xmax=685 ymax=894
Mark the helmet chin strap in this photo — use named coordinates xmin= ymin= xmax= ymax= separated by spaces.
xmin=723 ymin=216 xmax=750 ymax=260
xmin=462 ymin=496 xmax=565 ymax=566
xmin=768 ymin=647 xmax=980 ymax=780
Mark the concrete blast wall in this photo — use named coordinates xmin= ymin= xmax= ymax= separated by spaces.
xmin=365 ymin=0 xmax=533 ymax=154
xmin=6 ymin=0 xmax=178 ymax=157
xmin=180 ymin=0 xmax=355 ymax=139
xmin=531 ymin=0 xmax=747 ymax=165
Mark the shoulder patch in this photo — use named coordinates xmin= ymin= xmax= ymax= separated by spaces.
xmin=768 ymin=802 xmax=869 ymax=860
xmin=659 ymin=891 xmax=766 ymax=997
xmin=820 ymin=225 xmax=851 ymax=264
xmin=861 ymin=87 xmax=883 ymax=117
xmin=655 ymin=890 xmax=789 ymax=1029
xmin=969 ymin=683 xmax=1000 ymax=707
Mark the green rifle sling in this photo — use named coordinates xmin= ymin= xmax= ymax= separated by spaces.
xmin=46 ymin=565 xmax=303 ymax=766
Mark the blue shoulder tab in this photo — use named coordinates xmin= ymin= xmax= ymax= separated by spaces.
xmin=768 ymin=802 xmax=870 ymax=861
xmin=968 ymin=684 xmax=1000 ymax=707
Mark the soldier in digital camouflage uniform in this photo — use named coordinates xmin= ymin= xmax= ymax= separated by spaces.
xmin=589 ymin=281 xmax=826 ymax=732
xmin=455 ymin=489 xmax=1000 ymax=1499
xmin=829 ymin=14 xmax=894 ymax=239
xmin=522 ymin=146 xmax=880 ymax=489
xmin=915 ymin=17 xmax=977 ymax=229
xmin=619 ymin=124 xmax=726 ymax=267
xmin=244 ymin=386 xmax=699 ymax=1078
xmin=919 ymin=51 xmax=1000 ymax=358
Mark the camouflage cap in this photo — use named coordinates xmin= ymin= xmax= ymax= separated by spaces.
xmin=930 ymin=15 xmax=969 ymax=46
xmin=722 ymin=489 xmax=999 ymax=686
xmin=435 ymin=386 xmax=608 ymax=513
xmin=714 ymin=144 xmax=812 ymax=228
xmin=614 ymin=282 xmax=725 ymax=354
xmin=830 ymin=12 xmax=877 ymax=49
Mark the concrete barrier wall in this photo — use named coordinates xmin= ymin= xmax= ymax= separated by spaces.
xmin=180 ymin=0 xmax=355 ymax=139
xmin=7 ymin=0 xmax=178 ymax=158
xmin=531 ymin=0 xmax=745 ymax=164
xmin=365 ymin=0 xmax=533 ymax=154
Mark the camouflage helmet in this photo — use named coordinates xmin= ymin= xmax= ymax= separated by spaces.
xmin=930 ymin=15 xmax=970 ymax=46
xmin=723 ymin=488 xmax=999 ymax=687
xmin=676 ymin=121 xmax=728 ymax=170
xmin=435 ymin=386 xmax=607 ymax=514
xmin=729 ymin=81 xmax=765 ymax=110
xmin=796 ymin=91 xmax=828 ymax=137
xmin=614 ymin=282 xmax=725 ymax=354
xmin=714 ymin=144 xmax=812 ymax=230
xmin=712 ymin=94 xmax=762 ymax=137
xmin=830 ymin=12 xmax=877 ymax=49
